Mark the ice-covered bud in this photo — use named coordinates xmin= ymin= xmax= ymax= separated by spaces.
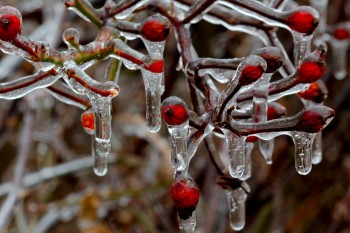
xmin=333 ymin=28 xmax=350 ymax=41
xmin=295 ymin=46 xmax=327 ymax=84
xmin=0 ymin=6 xmax=22 ymax=42
xmin=298 ymin=81 xmax=328 ymax=103
xmin=140 ymin=15 xmax=170 ymax=42
xmin=295 ymin=106 xmax=334 ymax=133
xmin=254 ymin=47 xmax=285 ymax=73
xmin=170 ymin=178 xmax=200 ymax=220
xmin=161 ymin=97 xmax=189 ymax=126
xmin=238 ymin=56 xmax=266 ymax=86
xmin=81 ymin=110 xmax=95 ymax=135
xmin=285 ymin=7 xmax=319 ymax=35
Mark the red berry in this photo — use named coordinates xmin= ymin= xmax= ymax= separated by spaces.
xmin=286 ymin=9 xmax=318 ymax=35
xmin=141 ymin=20 xmax=170 ymax=42
xmin=333 ymin=28 xmax=350 ymax=40
xmin=0 ymin=14 xmax=21 ymax=41
xmin=298 ymin=81 xmax=328 ymax=103
xmin=295 ymin=107 xmax=334 ymax=133
xmin=296 ymin=61 xmax=325 ymax=84
xmin=161 ymin=104 xmax=188 ymax=126
xmin=254 ymin=47 xmax=285 ymax=73
xmin=246 ymin=136 xmax=258 ymax=143
xmin=170 ymin=178 xmax=200 ymax=220
xmin=145 ymin=60 xmax=164 ymax=73
xmin=81 ymin=110 xmax=95 ymax=134
xmin=239 ymin=65 xmax=264 ymax=86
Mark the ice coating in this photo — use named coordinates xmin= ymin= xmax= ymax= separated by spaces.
xmin=226 ymin=188 xmax=248 ymax=231
xmin=291 ymin=131 xmax=316 ymax=175
xmin=198 ymin=68 xmax=235 ymax=83
xmin=0 ymin=69 xmax=60 ymax=99
xmin=218 ymin=55 xmax=266 ymax=119
xmin=222 ymin=129 xmax=251 ymax=181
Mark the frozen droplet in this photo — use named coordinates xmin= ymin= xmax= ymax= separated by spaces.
xmin=91 ymin=136 xmax=108 ymax=176
xmin=223 ymin=129 xmax=251 ymax=181
xmin=312 ymin=132 xmax=322 ymax=164
xmin=63 ymin=28 xmax=80 ymax=50
xmin=226 ymin=188 xmax=247 ymax=231
xmin=291 ymin=131 xmax=316 ymax=175
xmin=178 ymin=212 xmax=196 ymax=233
xmin=141 ymin=68 xmax=162 ymax=133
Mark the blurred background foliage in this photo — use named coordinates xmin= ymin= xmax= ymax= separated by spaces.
xmin=0 ymin=0 xmax=349 ymax=232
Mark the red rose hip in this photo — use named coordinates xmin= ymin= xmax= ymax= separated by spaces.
xmin=0 ymin=7 xmax=22 ymax=42
xmin=170 ymin=178 xmax=200 ymax=220
xmin=161 ymin=97 xmax=189 ymax=126
xmin=286 ymin=7 xmax=319 ymax=35
xmin=81 ymin=110 xmax=95 ymax=134
xmin=141 ymin=16 xmax=170 ymax=42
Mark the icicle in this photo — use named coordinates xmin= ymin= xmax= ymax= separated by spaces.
xmin=330 ymin=34 xmax=350 ymax=80
xmin=178 ymin=213 xmax=196 ymax=233
xmin=161 ymin=97 xmax=190 ymax=175
xmin=222 ymin=129 xmax=251 ymax=181
xmin=292 ymin=33 xmax=312 ymax=67
xmin=226 ymin=187 xmax=247 ymax=231
xmin=90 ymin=136 xmax=106 ymax=176
xmin=291 ymin=131 xmax=316 ymax=175
xmin=87 ymin=92 xmax=112 ymax=176
xmin=141 ymin=68 xmax=162 ymax=133
xmin=312 ymin=132 xmax=322 ymax=164
xmin=253 ymin=73 xmax=275 ymax=163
